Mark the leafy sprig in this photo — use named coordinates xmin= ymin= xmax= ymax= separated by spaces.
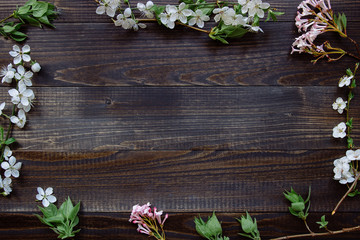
xmin=0 ymin=0 xmax=58 ymax=42
xmin=35 ymin=197 xmax=81 ymax=239
xmin=237 ymin=212 xmax=261 ymax=240
xmin=194 ymin=212 xmax=229 ymax=240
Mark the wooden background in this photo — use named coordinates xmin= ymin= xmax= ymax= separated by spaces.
xmin=1 ymin=0 xmax=360 ymax=239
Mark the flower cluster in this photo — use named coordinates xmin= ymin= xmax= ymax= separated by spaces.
xmin=291 ymin=0 xmax=359 ymax=63
xmin=332 ymin=63 xmax=359 ymax=185
xmin=129 ymin=202 xmax=168 ymax=239
xmin=95 ymin=0 xmax=283 ymax=44
xmin=0 ymin=45 xmax=40 ymax=196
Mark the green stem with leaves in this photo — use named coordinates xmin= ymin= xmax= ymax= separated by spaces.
xmin=0 ymin=13 xmax=15 ymax=24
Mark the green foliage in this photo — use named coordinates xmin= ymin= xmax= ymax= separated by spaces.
xmin=334 ymin=13 xmax=347 ymax=34
xmin=0 ymin=0 xmax=58 ymax=42
xmin=283 ymin=187 xmax=311 ymax=220
xmin=236 ymin=212 xmax=261 ymax=240
xmin=194 ymin=212 xmax=229 ymax=240
xmin=316 ymin=215 xmax=328 ymax=229
xmin=35 ymin=197 xmax=81 ymax=239
xmin=209 ymin=21 xmax=249 ymax=44
xmin=265 ymin=9 xmax=284 ymax=22
xmin=348 ymin=188 xmax=360 ymax=197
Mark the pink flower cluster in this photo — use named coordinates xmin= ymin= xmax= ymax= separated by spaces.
xmin=129 ymin=202 xmax=168 ymax=237
xmin=291 ymin=0 xmax=332 ymax=54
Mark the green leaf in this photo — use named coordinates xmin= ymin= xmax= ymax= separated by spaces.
xmin=35 ymin=214 xmax=55 ymax=227
xmin=24 ymin=0 xmax=38 ymax=6
xmin=45 ymin=213 xmax=65 ymax=223
xmin=349 ymin=91 xmax=355 ymax=100
xmin=17 ymin=5 xmax=31 ymax=15
xmin=3 ymin=25 xmax=15 ymax=33
xmin=347 ymin=137 xmax=354 ymax=149
xmin=340 ymin=13 xmax=347 ymax=31
xmin=5 ymin=138 xmax=16 ymax=145
xmin=38 ymin=204 xmax=57 ymax=218
xmin=68 ymin=201 xmax=81 ymax=221
xmin=225 ymin=26 xmax=248 ymax=38
xmin=316 ymin=215 xmax=328 ymax=229
xmin=348 ymin=188 xmax=360 ymax=197
xmin=346 ymin=68 xmax=353 ymax=76
xmin=32 ymin=1 xmax=49 ymax=18
xmin=18 ymin=14 xmax=42 ymax=27
xmin=291 ymin=202 xmax=305 ymax=212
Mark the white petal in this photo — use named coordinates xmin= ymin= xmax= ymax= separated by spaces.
xmin=13 ymin=45 xmax=20 ymax=52
xmin=96 ymin=6 xmax=106 ymax=14
xmin=42 ymin=198 xmax=50 ymax=207
xmin=36 ymin=193 xmax=44 ymax=200
xmin=106 ymin=7 xmax=116 ymax=17
xmin=4 ymin=170 xmax=11 ymax=178
xmin=11 ymin=169 xmax=19 ymax=178
xmin=22 ymin=54 xmax=31 ymax=62
xmin=188 ymin=18 xmax=196 ymax=26
xmin=124 ymin=8 xmax=132 ymax=18
xmin=21 ymin=97 xmax=29 ymax=107
xmin=10 ymin=116 xmax=19 ymax=124
xmin=17 ymin=65 xmax=25 ymax=75
xmin=0 ymin=102 xmax=5 ymax=110
xmin=22 ymin=45 xmax=30 ymax=53
xmin=14 ymin=55 xmax=22 ymax=65
xmin=197 ymin=19 xmax=204 ymax=28
xmin=260 ymin=2 xmax=270 ymax=9
xmin=47 ymin=195 xmax=57 ymax=203
xmin=1 ymin=161 xmax=10 ymax=170
xmin=179 ymin=14 xmax=187 ymax=24
xmin=14 ymin=162 xmax=22 ymax=170
xmin=45 ymin=187 xmax=53 ymax=195
xmin=146 ymin=1 xmax=153 ymax=8
xmin=37 ymin=187 xmax=45 ymax=196
xmin=9 ymin=156 xmax=16 ymax=166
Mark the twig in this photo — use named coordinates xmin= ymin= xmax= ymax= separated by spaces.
xmin=332 ymin=172 xmax=360 ymax=215
xmin=270 ymin=225 xmax=360 ymax=240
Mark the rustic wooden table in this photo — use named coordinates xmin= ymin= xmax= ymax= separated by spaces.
xmin=0 ymin=0 xmax=360 ymax=239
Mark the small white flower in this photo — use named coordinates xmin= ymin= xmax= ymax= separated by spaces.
xmin=10 ymin=109 xmax=27 ymax=128
xmin=137 ymin=1 xmax=154 ymax=18
xmin=0 ymin=177 xmax=12 ymax=196
xmin=1 ymin=156 xmax=22 ymax=178
xmin=169 ymin=2 xmax=193 ymax=24
xmin=248 ymin=25 xmax=263 ymax=32
xmin=346 ymin=149 xmax=360 ymax=161
xmin=188 ymin=9 xmax=210 ymax=28
xmin=332 ymin=122 xmax=346 ymax=138
xmin=213 ymin=7 xmax=230 ymax=22
xmin=332 ymin=97 xmax=347 ymax=114
xmin=31 ymin=62 xmax=41 ymax=73
xmin=333 ymin=159 xmax=354 ymax=184
xmin=36 ymin=187 xmax=57 ymax=207
xmin=115 ymin=8 xmax=142 ymax=30
xmin=240 ymin=0 xmax=270 ymax=18
xmin=15 ymin=65 xmax=33 ymax=87
xmin=0 ymin=64 xmax=16 ymax=83
xmin=9 ymin=45 xmax=31 ymax=65
xmin=3 ymin=146 xmax=12 ymax=161
xmin=159 ymin=8 xmax=176 ymax=29
xmin=0 ymin=102 xmax=5 ymax=116
xmin=96 ymin=0 xmax=119 ymax=17
xmin=338 ymin=75 xmax=353 ymax=87
xmin=8 ymin=84 xmax=34 ymax=107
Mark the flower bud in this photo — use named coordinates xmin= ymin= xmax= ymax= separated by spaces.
xmin=31 ymin=62 xmax=41 ymax=72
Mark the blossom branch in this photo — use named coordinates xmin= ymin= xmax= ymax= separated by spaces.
xmin=271 ymin=225 xmax=360 ymax=240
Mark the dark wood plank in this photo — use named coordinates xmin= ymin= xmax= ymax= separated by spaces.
xmin=1 ymin=212 xmax=360 ymax=239
xmin=0 ymin=86 xmax=355 ymax=151
xmin=1 ymin=21 xmax=358 ymax=87
xmin=0 ymin=150 xmax=359 ymax=212
xmin=1 ymin=0 xmax=360 ymax=23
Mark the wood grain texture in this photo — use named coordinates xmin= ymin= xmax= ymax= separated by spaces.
xmin=0 ymin=150 xmax=359 ymax=212
xmin=0 ymin=0 xmax=360 ymax=239
xmin=0 ymin=212 xmax=360 ymax=239
xmin=0 ymin=86 xmax=356 ymax=151
xmin=0 ymin=22 xmax=359 ymax=87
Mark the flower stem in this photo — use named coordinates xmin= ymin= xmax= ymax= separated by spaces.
xmin=304 ymin=220 xmax=314 ymax=235
xmin=270 ymin=225 xmax=360 ymax=240
xmin=176 ymin=22 xmax=210 ymax=34
xmin=332 ymin=172 xmax=360 ymax=215
xmin=0 ymin=13 xmax=14 ymax=24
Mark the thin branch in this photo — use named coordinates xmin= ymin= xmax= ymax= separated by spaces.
xmin=332 ymin=172 xmax=360 ymax=215
xmin=270 ymin=225 xmax=360 ymax=240
xmin=0 ymin=13 xmax=14 ymax=24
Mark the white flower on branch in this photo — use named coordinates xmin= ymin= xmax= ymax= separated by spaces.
xmin=9 ymin=45 xmax=31 ymax=65
xmin=137 ymin=1 xmax=154 ymax=18
xmin=168 ymin=2 xmax=193 ymax=24
xmin=31 ymin=62 xmax=41 ymax=73
xmin=188 ymin=9 xmax=210 ymax=28
xmin=332 ymin=122 xmax=346 ymax=138
xmin=10 ymin=109 xmax=26 ymax=128
xmin=0 ymin=64 xmax=16 ymax=83
xmin=0 ymin=177 xmax=12 ymax=196
xmin=332 ymin=97 xmax=347 ymax=114
xmin=3 ymin=146 xmax=12 ymax=161
xmin=96 ymin=0 xmax=119 ymax=17
xmin=333 ymin=156 xmax=354 ymax=184
xmin=239 ymin=0 xmax=270 ymax=18
xmin=346 ymin=149 xmax=360 ymax=161
xmin=36 ymin=187 xmax=57 ymax=207
xmin=15 ymin=65 xmax=33 ymax=87
xmin=213 ymin=7 xmax=230 ymax=23
xmin=1 ymin=156 xmax=22 ymax=178
xmin=0 ymin=102 xmax=5 ymax=116
xmin=8 ymin=84 xmax=34 ymax=107
xmin=338 ymin=75 xmax=353 ymax=87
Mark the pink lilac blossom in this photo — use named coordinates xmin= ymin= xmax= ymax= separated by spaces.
xmin=292 ymin=0 xmax=333 ymax=54
xmin=129 ymin=202 xmax=168 ymax=237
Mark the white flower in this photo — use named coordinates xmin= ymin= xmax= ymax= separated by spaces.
xmin=0 ymin=102 xmax=5 ymax=116
xmin=333 ymin=159 xmax=354 ymax=184
xmin=9 ymin=45 xmax=31 ymax=65
xmin=36 ymin=187 xmax=57 ymax=207
xmin=137 ymin=1 xmax=154 ymax=18
xmin=332 ymin=97 xmax=347 ymax=114
xmin=15 ymin=65 xmax=33 ymax=87
xmin=159 ymin=7 xmax=176 ymax=29
xmin=338 ymin=75 xmax=353 ymax=87
xmin=222 ymin=8 xmax=248 ymax=26
xmin=10 ymin=109 xmax=27 ymax=128
xmin=1 ymin=156 xmax=22 ymax=178
xmin=3 ymin=146 xmax=12 ymax=161
xmin=96 ymin=0 xmax=119 ymax=17
xmin=239 ymin=0 xmax=270 ymax=18
xmin=346 ymin=149 xmax=360 ymax=161
xmin=115 ymin=8 xmax=145 ymax=30
xmin=31 ymin=62 xmax=41 ymax=73
xmin=8 ymin=84 xmax=34 ymax=107
xmin=0 ymin=177 xmax=12 ymax=196
xmin=248 ymin=25 xmax=263 ymax=32
xmin=332 ymin=122 xmax=346 ymax=138
xmin=0 ymin=64 xmax=16 ymax=83
xmin=169 ymin=2 xmax=193 ymax=24
xmin=213 ymin=7 xmax=230 ymax=22
xmin=188 ymin=9 xmax=210 ymax=28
